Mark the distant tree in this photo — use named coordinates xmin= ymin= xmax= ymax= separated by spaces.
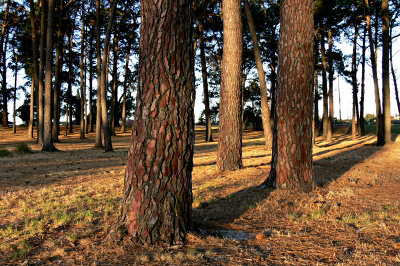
xmin=261 ymin=0 xmax=315 ymax=191
xmin=381 ymin=0 xmax=391 ymax=144
xmin=116 ymin=0 xmax=194 ymax=245
xmin=217 ymin=0 xmax=243 ymax=171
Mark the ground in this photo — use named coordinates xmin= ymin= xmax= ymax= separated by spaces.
xmin=0 ymin=125 xmax=399 ymax=264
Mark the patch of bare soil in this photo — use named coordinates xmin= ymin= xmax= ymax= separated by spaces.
xmin=0 ymin=126 xmax=399 ymax=264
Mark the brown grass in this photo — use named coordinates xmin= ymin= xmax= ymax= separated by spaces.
xmin=0 ymin=125 xmax=399 ymax=264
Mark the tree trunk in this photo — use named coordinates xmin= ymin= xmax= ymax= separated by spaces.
xmin=110 ymin=34 xmax=119 ymax=136
xmin=244 ymin=0 xmax=272 ymax=147
xmin=359 ymin=26 xmax=366 ymax=135
xmin=12 ymin=52 xmax=17 ymax=134
xmin=42 ymin=0 xmax=57 ymax=151
xmin=382 ymin=0 xmax=391 ymax=144
xmin=320 ymin=37 xmax=329 ymax=140
xmin=327 ymin=28 xmax=334 ymax=142
xmin=365 ymin=0 xmax=384 ymax=145
xmin=29 ymin=0 xmax=38 ymax=138
xmin=121 ymin=32 xmax=133 ymax=134
xmin=95 ymin=0 xmax=102 ymax=148
xmin=37 ymin=0 xmax=46 ymax=143
xmin=217 ymin=0 xmax=243 ymax=171
xmin=53 ymin=11 xmax=64 ymax=143
xmin=0 ymin=0 xmax=10 ymax=128
xmin=89 ymin=33 xmax=94 ymax=133
xmin=100 ymin=0 xmax=117 ymax=152
xmin=351 ymin=25 xmax=359 ymax=141
xmin=314 ymin=41 xmax=320 ymax=140
xmin=262 ymin=0 xmax=315 ymax=191
xmin=80 ymin=3 xmax=86 ymax=139
xmin=198 ymin=21 xmax=213 ymax=142
xmin=67 ymin=32 xmax=73 ymax=135
xmin=390 ymin=27 xmax=400 ymax=117
xmin=116 ymin=0 xmax=194 ymax=245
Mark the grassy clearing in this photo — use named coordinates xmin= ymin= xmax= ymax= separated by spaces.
xmin=365 ymin=123 xmax=400 ymax=134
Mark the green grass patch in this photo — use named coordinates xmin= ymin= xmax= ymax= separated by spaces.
xmin=365 ymin=124 xmax=400 ymax=134
xmin=14 ymin=142 xmax=32 ymax=154
xmin=0 ymin=147 xmax=11 ymax=157
xmin=310 ymin=207 xmax=327 ymax=220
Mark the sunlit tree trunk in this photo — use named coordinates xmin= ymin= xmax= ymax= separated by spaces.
xmin=217 ymin=0 xmax=243 ymax=171
xmin=351 ymin=25 xmax=359 ymax=141
xmin=37 ymin=0 xmax=46 ymax=143
xmin=390 ymin=27 xmax=400 ymax=117
xmin=100 ymin=0 xmax=117 ymax=152
xmin=117 ymin=0 xmax=194 ymax=245
xmin=80 ymin=3 xmax=86 ymax=139
xmin=244 ymin=0 xmax=272 ymax=146
xmin=359 ymin=26 xmax=366 ymax=136
xmin=314 ymin=44 xmax=320 ymax=141
xmin=262 ymin=0 xmax=315 ymax=191
xmin=198 ymin=21 xmax=213 ymax=142
xmin=95 ymin=0 xmax=102 ymax=147
xmin=28 ymin=0 xmax=38 ymax=138
xmin=365 ymin=0 xmax=384 ymax=145
xmin=42 ymin=0 xmax=57 ymax=151
xmin=327 ymin=28 xmax=334 ymax=142
xmin=382 ymin=0 xmax=391 ymax=144
xmin=320 ymin=37 xmax=329 ymax=140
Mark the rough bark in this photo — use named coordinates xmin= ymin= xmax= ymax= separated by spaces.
xmin=198 ymin=21 xmax=213 ymax=142
xmin=351 ymin=25 xmax=359 ymax=141
xmin=80 ymin=3 xmax=86 ymax=139
xmin=327 ymin=28 xmax=334 ymax=142
xmin=244 ymin=0 xmax=272 ymax=147
xmin=262 ymin=0 xmax=315 ymax=191
xmin=95 ymin=0 xmax=102 ymax=147
xmin=320 ymin=37 xmax=329 ymax=140
xmin=99 ymin=0 xmax=117 ymax=152
xmin=42 ymin=0 xmax=57 ymax=151
xmin=217 ymin=0 xmax=243 ymax=171
xmin=382 ymin=0 xmax=391 ymax=144
xmin=116 ymin=0 xmax=194 ymax=245
xmin=365 ymin=0 xmax=384 ymax=145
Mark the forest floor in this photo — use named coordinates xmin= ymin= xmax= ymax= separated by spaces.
xmin=0 ymin=125 xmax=399 ymax=265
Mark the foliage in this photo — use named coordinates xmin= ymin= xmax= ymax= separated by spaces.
xmin=14 ymin=142 xmax=32 ymax=154
xmin=0 ymin=147 xmax=11 ymax=157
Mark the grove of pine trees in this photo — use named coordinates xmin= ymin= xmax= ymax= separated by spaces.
xmin=0 ymin=0 xmax=399 ymax=246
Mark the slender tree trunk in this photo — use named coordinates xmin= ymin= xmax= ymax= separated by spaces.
xmin=116 ymin=0 xmax=194 ymax=245
xmin=327 ymin=28 xmax=334 ymax=141
xmin=365 ymin=0 xmax=384 ymax=145
xmin=37 ymin=0 xmax=46 ymax=143
xmin=382 ymin=0 xmax=391 ymax=144
xmin=28 ymin=82 xmax=34 ymax=138
xmin=121 ymin=32 xmax=133 ymax=134
xmin=244 ymin=0 xmax=272 ymax=146
xmin=80 ymin=3 xmax=86 ymax=139
xmin=270 ymin=27 xmax=277 ymax=128
xmin=110 ymin=34 xmax=119 ymax=136
xmin=390 ymin=29 xmax=400 ymax=117
xmin=320 ymin=37 xmax=329 ymax=140
xmin=314 ymin=41 xmax=320 ymax=139
xmin=95 ymin=0 xmax=102 ymax=147
xmin=262 ymin=0 xmax=315 ymax=191
xmin=84 ymin=31 xmax=88 ymax=135
xmin=338 ymin=77 xmax=342 ymax=123
xmin=29 ymin=0 xmax=38 ymax=138
xmin=13 ymin=53 xmax=17 ymax=134
xmin=359 ymin=26 xmax=366 ymax=135
xmin=198 ymin=21 xmax=213 ymax=142
xmin=42 ymin=0 xmax=57 ymax=151
xmin=0 ymin=0 xmax=10 ymax=128
xmin=351 ymin=25 xmax=359 ymax=141
xmin=89 ymin=33 xmax=94 ymax=133
xmin=67 ymin=32 xmax=73 ymax=134
xmin=217 ymin=0 xmax=243 ymax=171
xmin=100 ymin=0 xmax=117 ymax=152
xmin=53 ymin=12 xmax=64 ymax=142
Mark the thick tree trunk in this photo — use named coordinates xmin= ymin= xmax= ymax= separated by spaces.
xmin=382 ymin=0 xmax=391 ymax=144
xmin=29 ymin=0 xmax=38 ymax=139
xmin=217 ymin=0 xmax=243 ymax=171
xmin=100 ymin=0 xmax=117 ymax=152
xmin=327 ymin=28 xmax=334 ymax=142
xmin=262 ymin=0 xmax=315 ymax=191
xmin=198 ymin=21 xmax=213 ymax=142
xmin=351 ymin=25 xmax=359 ymax=141
xmin=320 ymin=37 xmax=329 ymax=140
xmin=95 ymin=0 xmax=102 ymax=147
xmin=80 ymin=4 xmax=86 ymax=139
xmin=359 ymin=26 xmax=366 ymax=136
xmin=244 ymin=0 xmax=272 ymax=147
xmin=116 ymin=0 xmax=194 ymax=245
xmin=365 ymin=0 xmax=384 ymax=145
xmin=42 ymin=0 xmax=57 ymax=151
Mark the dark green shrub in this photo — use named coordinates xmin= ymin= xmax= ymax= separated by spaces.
xmin=15 ymin=142 xmax=32 ymax=154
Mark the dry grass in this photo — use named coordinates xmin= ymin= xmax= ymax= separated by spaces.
xmin=0 ymin=125 xmax=399 ymax=264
